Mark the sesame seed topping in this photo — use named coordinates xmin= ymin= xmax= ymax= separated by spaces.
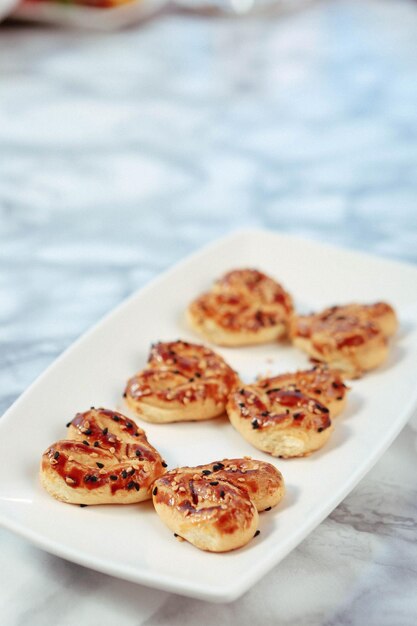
xmin=264 ymin=506 xmax=272 ymax=511
xmin=96 ymin=462 xmax=104 ymax=469
xmin=82 ymin=440 xmax=89 ymax=446
xmin=251 ymin=419 xmax=260 ymax=430
xmin=53 ymin=451 xmax=60 ymax=460
xmin=162 ymin=461 xmax=168 ymax=467
xmin=112 ymin=415 xmax=120 ymax=422
xmin=210 ymin=481 xmax=219 ymax=486
xmin=121 ymin=470 xmax=128 ymax=479
xmin=202 ymin=470 xmax=211 ymax=476
xmin=254 ymin=530 xmax=260 ymax=537
xmin=102 ymin=427 xmax=108 ymax=435
xmin=110 ymin=475 xmax=118 ymax=481
xmin=153 ymin=487 xmax=158 ymax=496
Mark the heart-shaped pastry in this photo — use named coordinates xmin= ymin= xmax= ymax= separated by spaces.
xmin=227 ymin=380 xmax=333 ymax=458
xmin=290 ymin=302 xmax=397 ymax=378
xmin=259 ymin=364 xmax=349 ymax=419
xmin=40 ymin=408 xmax=166 ymax=505
xmin=187 ymin=268 xmax=293 ymax=346
xmin=152 ymin=458 xmax=285 ymax=552
xmin=124 ymin=340 xmax=239 ymax=423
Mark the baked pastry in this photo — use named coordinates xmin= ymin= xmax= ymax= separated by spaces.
xmin=187 ymin=268 xmax=293 ymax=346
xmin=152 ymin=458 xmax=284 ymax=552
xmin=227 ymin=381 xmax=333 ymax=458
xmin=124 ymin=340 xmax=239 ymax=423
xmin=290 ymin=302 xmax=398 ymax=378
xmin=261 ymin=364 xmax=349 ymax=419
xmin=40 ymin=408 xmax=166 ymax=505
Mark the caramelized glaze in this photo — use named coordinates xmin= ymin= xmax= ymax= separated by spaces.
xmin=125 ymin=340 xmax=239 ymax=406
xmin=42 ymin=408 xmax=165 ymax=497
xmin=188 ymin=268 xmax=293 ymax=333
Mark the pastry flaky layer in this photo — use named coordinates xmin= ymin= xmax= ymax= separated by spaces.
xmin=40 ymin=408 xmax=166 ymax=505
xmin=290 ymin=302 xmax=398 ymax=378
xmin=187 ymin=268 xmax=293 ymax=346
xmin=226 ymin=366 xmax=348 ymax=458
xmin=124 ymin=340 xmax=240 ymax=423
xmin=152 ymin=458 xmax=285 ymax=552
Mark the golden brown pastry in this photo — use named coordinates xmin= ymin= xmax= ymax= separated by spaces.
xmin=40 ymin=408 xmax=166 ymax=505
xmin=187 ymin=268 xmax=293 ymax=346
xmin=261 ymin=364 xmax=349 ymax=419
xmin=290 ymin=302 xmax=398 ymax=378
xmin=227 ymin=381 xmax=333 ymax=458
xmin=124 ymin=340 xmax=239 ymax=423
xmin=152 ymin=458 xmax=285 ymax=552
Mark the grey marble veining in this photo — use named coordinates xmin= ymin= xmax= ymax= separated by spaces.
xmin=1 ymin=0 xmax=417 ymax=624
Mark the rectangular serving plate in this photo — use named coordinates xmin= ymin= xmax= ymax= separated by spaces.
xmin=1 ymin=229 xmax=417 ymax=603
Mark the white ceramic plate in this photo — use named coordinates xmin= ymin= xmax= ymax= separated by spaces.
xmin=11 ymin=0 xmax=168 ymax=31
xmin=1 ymin=229 xmax=417 ymax=603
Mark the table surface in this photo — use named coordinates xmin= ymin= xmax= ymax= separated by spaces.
xmin=1 ymin=0 xmax=417 ymax=624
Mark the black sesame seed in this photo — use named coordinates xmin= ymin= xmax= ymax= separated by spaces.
xmin=129 ymin=468 xmax=135 ymax=476
xmin=112 ymin=415 xmax=120 ymax=422
xmin=220 ymin=490 xmax=225 ymax=498
xmin=239 ymin=389 xmax=245 ymax=395
xmin=337 ymin=396 xmax=343 ymax=400
xmin=174 ymin=533 xmax=178 ymax=537
xmin=195 ymin=372 xmax=201 ymax=378
xmin=102 ymin=427 xmax=108 ymax=435
xmin=110 ymin=475 xmax=118 ymax=481
xmin=84 ymin=429 xmax=92 ymax=436
xmin=134 ymin=431 xmax=139 ymax=437
xmin=79 ymin=504 xmax=88 ymax=508
xmin=135 ymin=450 xmax=142 ymax=457
xmin=264 ymin=506 xmax=272 ymax=511
xmin=90 ymin=406 xmax=95 ymax=410
xmin=318 ymin=427 xmax=324 ymax=432
xmin=188 ymin=378 xmax=194 ymax=382
xmin=239 ymin=402 xmax=245 ymax=408
xmin=254 ymin=530 xmax=260 ymax=537
xmin=84 ymin=475 xmax=91 ymax=482
xmin=202 ymin=470 xmax=211 ymax=476
xmin=90 ymin=476 xmax=98 ymax=483
xmin=126 ymin=422 xmax=133 ymax=429
xmin=210 ymin=481 xmax=219 ymax=486
xmin=212 ymin=463 xmax=224 ymax=471
xmin=153 ymin=487 xmax=158 ymax=496
xmin=261 ymin=411 xmax=269 ymax=417
xmin=134 ymin=483 xmax=140 ymax=491
xmin=94 ymin=441 xmax=99 ymax=447
xmin=123 ymin=392 xmax=127 ymax=398
xmin=121 ymin=470 xmax=128 ymax=479
xmin=293 ymin=412 xmax=303 ymax=420
xmin=162 ymin=461 xmax=168 ymax=467
xmin=82 ymin=440 xmax=89 ymax=446
xmin=251 ymin=419 xmax=260 ymax=430
xmin=66 ymin=421 xmax=71 ymax=428
xmin=53 ymin=451 xmax=60 ymax=460
xmin=127 ymin=481 xmax=135 ymax=490
xmin=96 ymin=462 xmax=104 ymax=469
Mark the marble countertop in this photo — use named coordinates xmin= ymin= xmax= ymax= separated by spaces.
xmin=1 ymin=0 xmax=417 ymax=624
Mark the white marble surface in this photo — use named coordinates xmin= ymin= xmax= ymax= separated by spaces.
xmin=1 ymin=0 xmax=417 ymax=624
